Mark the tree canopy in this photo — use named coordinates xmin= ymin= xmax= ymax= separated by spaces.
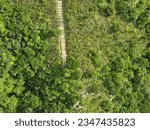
xmin=0 ymin=0 xmax=149 ymax=112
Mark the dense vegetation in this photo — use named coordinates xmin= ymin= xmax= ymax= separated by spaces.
xmin=0 ymin=0 xmax=150 ymax=112
xmin=0 ymin=0 xmax=82 ymax=112
xmin=64 ymin=0 xmax=150 ymax=112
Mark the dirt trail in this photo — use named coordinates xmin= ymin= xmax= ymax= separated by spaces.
xmin=56 ymin=0 xmax=67 ymax=66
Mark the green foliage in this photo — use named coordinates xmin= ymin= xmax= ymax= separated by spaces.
xmin=97 ymin=0 xmax=150 ymax=41
xmin=0 ymin=0 xmax=149 ymax=113
xmin=19 ymin=91 xmax=41 ymax=112
xmin=97 ymin=0 xmax=149 ymax=22
xmin=0 ymin=0 xmax=82 ymax=113
xmin=64 ymin=0 xmax=150 ymax=112
xmin=97 ymin=0 xmax=116 ymax=16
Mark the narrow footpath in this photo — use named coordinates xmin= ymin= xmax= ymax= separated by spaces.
xmin=56 ymin=0 xmax=67 ymax=66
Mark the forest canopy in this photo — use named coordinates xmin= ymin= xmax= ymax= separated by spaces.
xmin=0 ymin=0 xmax=150 ymax=112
